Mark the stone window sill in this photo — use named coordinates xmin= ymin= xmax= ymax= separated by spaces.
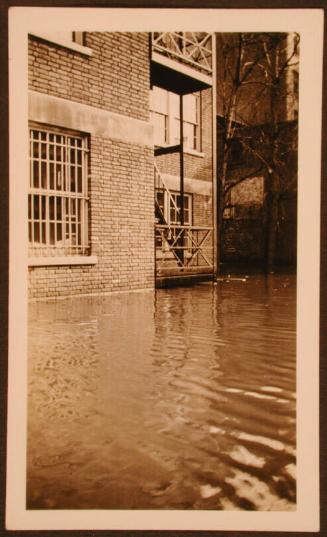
xmin=29 ymin=256 xmax=98 ymax=267
xmin=154 ymin=144 xmax=205 ymax=158
xmin=184 ymin=148 xmax=205 ymax=158
xmin=29 ymin=32 xmax=93 ymax=56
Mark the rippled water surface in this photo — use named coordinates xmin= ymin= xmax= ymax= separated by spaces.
xmin=28 ymin=274 xmax=296 ymax=510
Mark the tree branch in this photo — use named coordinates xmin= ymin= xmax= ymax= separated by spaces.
xmin=238 ymin=139 xmax=273 ymax=173
xmin=223 ymin=166 xmax=265 ymax=196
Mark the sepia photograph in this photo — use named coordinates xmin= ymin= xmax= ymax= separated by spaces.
xmin=6 ymin=6 xmax=322 ymax=532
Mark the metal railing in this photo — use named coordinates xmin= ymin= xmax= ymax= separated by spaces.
xmin=151 ymin=32 xmax=213 ymax=75
xmin=155 ymin=224 xmax=214 ymax=272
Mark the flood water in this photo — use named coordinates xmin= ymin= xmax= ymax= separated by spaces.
xmin=27 ymin=274 xmax=296 ymax=511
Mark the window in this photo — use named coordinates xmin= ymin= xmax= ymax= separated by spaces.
xmin=42 ymin=31 xmax=82 ymax=45
xmin=29 ymin=127 xmax=89 ymax=257
xmin=155 ymin=190 xmax=192 ymax=250
xmin=150 ymin=86 xmax=201 ymax=151
xmin=72 ymin=32 xmax=85 ymax=46
xmin=150 ymin=87 xmax=169 ymax=145
xmin=171 ymin=92 xmax=200 ymax=151
xmin=29 ymin=32 xmax=92 ymax=56
xmin=155 ymin=190 xmax=192 ymax=226
xmin=169 ymin=192 xmax=192 ymax=225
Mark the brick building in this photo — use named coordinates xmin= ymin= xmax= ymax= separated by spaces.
xmin=28 ymin=32 xmax=216 ymax=299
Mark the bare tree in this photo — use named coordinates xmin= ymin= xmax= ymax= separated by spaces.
xmin=216 ymin=32 xmax=299 ymax=270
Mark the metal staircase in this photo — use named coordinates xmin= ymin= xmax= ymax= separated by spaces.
xmin=154 ymin=162 xmax=214 ymax=277
xmin=154 ymin=163 xmax=184 ymax=266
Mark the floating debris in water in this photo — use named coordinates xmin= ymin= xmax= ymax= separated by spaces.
xmin=216 ymin=276 xmax=248 ymax=283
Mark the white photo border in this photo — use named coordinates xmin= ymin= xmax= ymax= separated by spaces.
xmin=7 ymin=6 xmax=323 ymax=531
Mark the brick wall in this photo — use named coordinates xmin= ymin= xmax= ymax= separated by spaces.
xmin=222 ymin=220 xmax=265 ymax=263
xmin=193 ymin=194 xmax=212 ymax=227
xmin=29 ymin=32 xmax=150 ymax=121
xmin=28 ymin=32 xmax=154 ymax=299
xmin=28 ymin=139 xmax=155 ymax=299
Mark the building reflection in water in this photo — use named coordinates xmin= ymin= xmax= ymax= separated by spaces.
xmin=27 ymin=275 xmax=296 ymax=510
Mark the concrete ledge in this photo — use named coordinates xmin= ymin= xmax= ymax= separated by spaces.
xmin=29 ymin=91 xmax=154 ymax=148
xmin=156 ymin=272 xmax=214 ymax=288
xmin=28 ymin=286 xmax=155 ymax=303
xmin=29 ymin=255 xmax=98 ymax=267
xmin=155 ymin=144 xmax=204 ymax=158
xmin=184 ymin=149 xmax=205 ymax=158
xmin=162 ymin=173 xmax=212 ymax=196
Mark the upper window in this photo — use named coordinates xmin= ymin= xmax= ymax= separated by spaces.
xmin=150 ymin=87 xmax=169 ymax=146
xmin=29 ymin=127 xmax=89 ymax=257
xmin=29 ymin=32 xmax=92 ymax=56
xmin=72 ymin=32 xmax=85 ymax=46
xmin=42 ymin=31 xmax=83 ymax=45
xmin=150 ymin=86 xmax=201 ymax=152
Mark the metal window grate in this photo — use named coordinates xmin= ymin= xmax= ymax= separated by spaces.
xmin=29 ymin=128 xmax=89 ymax=257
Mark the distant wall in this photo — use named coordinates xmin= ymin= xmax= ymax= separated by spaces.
xmin=221 ymin=194 xmax=297 ymax=267
xmin=218 ymin=114 xmax=297 ymax=269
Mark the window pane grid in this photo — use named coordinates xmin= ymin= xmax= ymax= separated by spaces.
xmin=150 ymin=88 xmax=200 ymax=151
xmin=170 ymin=193 xmax=191 ymax=225
xmin=29 ymin=128 xmax=89 ymax=257
xmin=174 ymin=95 xmax=200 ymax=151
xmin=150 ymin=111 xmax=169 ymax=145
